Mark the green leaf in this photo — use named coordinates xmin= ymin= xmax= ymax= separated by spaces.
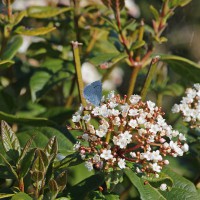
xmin=19 ymin=148 xmax=35 ymax=178
xmin=44 ymin=136 xmax=58 ymax=162
xmin=55 ymin=171 xmax=67 ymax=192
xmin=101 ymin=16 xmax=118 ymax=31
xmin=0 ymin=111 xmax=56 ymax=126
xmin=30 ymin=67 xmax=71 ymax=102
xmin=17 ymin=127 xmax=74 ymax=155
xmin=131 ymin=40 xmax=145 ymax=50
xmin=0 ymin=59 xmax=14 ymax=69
xmin=161 ymin=83 xmax=184 ymax=96
xmin=150 ymin=5 xmax=160 ymax=21
xmin=15 ymin=26 xmax=56 ymax=36
xmin=122 ymin=19 xmax=136 ymax=31
xmin=0 ymin=36 xmax=23 ymax=60
xmin=159 ymin=54 xmax=200 ymax=82
xmin=37 ymin=149 xmax=49 ymax=168
xmin=13 ymin=10 xmax=27 ymax=26
xmin=89 ymin=52 xmax=127 ymax=67
xmin=125 ymin=169 xmax=166 ymax=200
xmin=17 ymin=137 xmax=34 ymax=165
xmin=105 ymin=170 xmax=123 ymax=192
xmin=69 ymin=173 xmax=105 ymax=199
xmin=49 ymin=179 xmax=59 ymax=196
xmin=161 ymin=167 xmax=200 ymax=200
xmin=1 ymin=120 xmax=21 ymax=158
xmin=27 ymin=6 xmax=72 ymax=18
xmin=11 ymin=192 xmax=32 ymax=200
xmin=105 ymin=194 xmax=120 ymax=200
xmin=0 ymin=193 xmax=14 ymax=199
xmin=0 ymin=153 xmax=18 ymax=180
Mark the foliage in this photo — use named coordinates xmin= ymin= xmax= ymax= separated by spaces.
xmin=0 ymin=0 xmax=199 ymax=199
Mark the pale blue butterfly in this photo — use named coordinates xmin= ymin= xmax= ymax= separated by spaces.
xmin=83 ymin=80 xmax=102 ymax=106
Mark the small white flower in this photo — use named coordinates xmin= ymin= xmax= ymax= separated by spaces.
xmin=113 ymin=117 xmax=121 ymax=126
xmin=107 ymin=91 xmax=115 ymax=100
xmin=164 ymin=160 xmax=169 ymax=165
xmin=118 ymin=158 xmax=126 ymax=169
xmin=100 ymin=149 xmax=113 ymax=160
xmin=130 ymin=152 xmax=136 ymax=157
xmin=93 ymin=154 xmax=101 ymax=163
xmin=128 ymin=109 xmax=138 ymax=116
xmin=136 ymin=167 xmax=142 ymax=173
xmin=85 ymin=161 xmax=93 ymax=171
xmin=128 ymin=119 xmax=138 ymax=128
xmin=151 ymin=163 xmax=161 ymax=172
xmin=179 ymin=133 xmax=186 ymax=141
xmin=109 ymin=102 xmax=118 ymax=108
xmin=181 ymin=143 xmax=189 ymax=152
xmin=82 ymin=114 xmax=91 ymax=123
xmin=147 ymin=101 xmax=155 ymax=111
xmin=160 ymin=183 xmax=167 ymax=191
xmin=96 ymin=129 xmax=107 ymax=137
xmin=72 ymin=114 xmax=81 ymax=122
xmin=171 ymin=104 xmax=180 ymax=113
xmin=129 ymin=95 xmax=141 ymax=104
xmin=73 ymin=141 xmax=80 ymax=151
xmin=121 ymin=103 xmax=130 ymax=117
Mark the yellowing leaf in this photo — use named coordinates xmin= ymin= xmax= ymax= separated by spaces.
xmin=15 ymin=26 xmax=56 ymax=36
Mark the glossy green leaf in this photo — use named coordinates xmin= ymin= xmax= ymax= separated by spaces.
xmin=19 ymin=148 xmax=35 ymax=178
xmin=125 ymin=169 xmax=166 ymax=200
xmin=44 ymin=136 xmax=58 ymax=162
xmin=32 ymin=154 xmax=45 ymax=173
xmin=0 ymin=111 xmax=56 ymax=126
xmin=161 ymin=167 xmax=200 ymax=200
xmin=54 ymin=153 xmax=83 ymax=169
xmin=15 ymin=26 xmax=56 ymax=36
xmin=0 ymin=36 xmax=23 ymax=60
xmin=49 ymin=179 xmax=59 ymax=196
xmin=56 ymin=171 xmax=67 ymax=192
xmin=1 ymin=120 xmax=21 ymax=158
xmin=27 ymin=6 xmax=72 ymax=18
xmin=159 ymin=54 xmax=200 ymax=82
xmin=31 ymin=170 xmax=44 ymax=182
xmin=11 ymin=192 xmax=32 ymax=200
xmin=17 ymin=137 xmax=34 ymax=165
xmin=36 ymin=149 xmax=49 ymax=168
xmin=30 ymin=68 xmax=71 ymax=102
xmin=17 ymin=127 xmax=74 ymax=155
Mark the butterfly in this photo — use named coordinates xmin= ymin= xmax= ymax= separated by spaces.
xmin=83 ymin=80 xmax=102 ymax=106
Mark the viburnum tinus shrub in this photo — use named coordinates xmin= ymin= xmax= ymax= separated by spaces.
xmin=71 ymin=91 xmax=189 ymax=179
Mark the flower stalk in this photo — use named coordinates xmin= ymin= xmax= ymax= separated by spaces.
xmin=71 ymin=41 xmax=87 ymax=107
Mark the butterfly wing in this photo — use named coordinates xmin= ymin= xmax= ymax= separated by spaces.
xmin=83 ymin=80 xmax=102 ymax=106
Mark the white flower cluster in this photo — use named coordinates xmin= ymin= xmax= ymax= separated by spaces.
xmin=71 ymin=92 xmax=189 ymax=176
xmin=172 ymin=83 xmax=200 ymax=127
